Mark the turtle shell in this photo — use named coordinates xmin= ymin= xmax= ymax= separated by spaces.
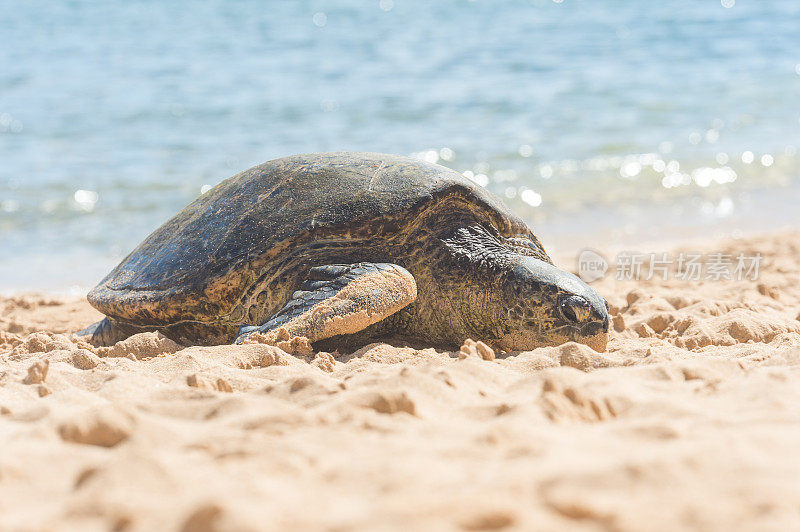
xmin=88 ymin=152 xmax=542 ymax=326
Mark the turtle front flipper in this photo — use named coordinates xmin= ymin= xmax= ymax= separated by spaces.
xmin=235 ymin=263 xmax=417 ymax=345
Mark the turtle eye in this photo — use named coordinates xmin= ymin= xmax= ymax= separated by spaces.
xmin=559 ymin=295 xmax=592 ymax=324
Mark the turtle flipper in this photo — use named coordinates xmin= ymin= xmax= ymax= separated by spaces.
xmin=235 ymin=263 xmax=417 ymax=345
xmin=77 ymin=317 xmax=133 ymax=347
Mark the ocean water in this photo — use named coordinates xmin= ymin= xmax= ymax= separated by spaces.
xmin=1 ymin=0 xmax=799 ymax=290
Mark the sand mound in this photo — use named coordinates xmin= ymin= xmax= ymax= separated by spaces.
xmin=97 ymin=331 xmax=183 ymax=359
xmin=2 ymin=230 xmax=800 ymax=530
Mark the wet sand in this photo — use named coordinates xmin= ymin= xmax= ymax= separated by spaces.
xmin=2 ymin=230 xmax=800 ymax=531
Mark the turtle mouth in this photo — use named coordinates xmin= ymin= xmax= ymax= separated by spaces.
xmin=549 ymin=321 xmax=607 ymax=339
xmin=577 ymin=320 xmax=607 ymax=336
xmin=492 ymin=320 xmax=609 ymax=353
xmin=552 ymin=316 xmax=609 ymax=345
xmin=551 ymin=322 xmax=609 ymax=352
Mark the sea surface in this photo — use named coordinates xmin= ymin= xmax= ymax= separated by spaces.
xmin=1 ymin=0 xmax=799 ymax=291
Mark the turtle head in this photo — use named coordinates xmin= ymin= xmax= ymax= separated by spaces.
xmin=492 ymin=255 xmax=609 ymax=352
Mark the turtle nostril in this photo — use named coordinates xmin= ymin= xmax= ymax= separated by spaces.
xmin=560 ymin=295 xmax=591 ymax=324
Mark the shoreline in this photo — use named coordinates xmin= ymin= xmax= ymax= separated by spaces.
xmin=2 ymin=229 xmax=800 ymax=530
xmin=4 ymin=179 xmax=800 ymax=295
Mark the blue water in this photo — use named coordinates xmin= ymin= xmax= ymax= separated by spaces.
xmin=1 ymin=0 xmax=799 ymax=290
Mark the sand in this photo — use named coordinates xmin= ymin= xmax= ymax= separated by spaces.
xmin=2 ymin=231 xmax=800 ymax=531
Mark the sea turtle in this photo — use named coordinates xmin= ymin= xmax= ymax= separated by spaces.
xmin=81 ymin=152 xmax=609 ymax=352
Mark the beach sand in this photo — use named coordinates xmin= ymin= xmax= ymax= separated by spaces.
xmin=2 ymin=230 xmax=800 ymax=531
